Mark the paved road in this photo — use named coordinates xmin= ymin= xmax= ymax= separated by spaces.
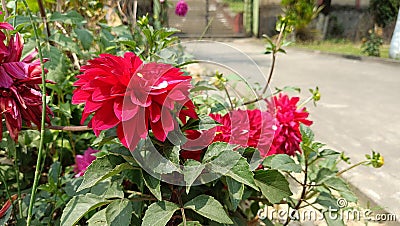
xmin=181 ymin=38 xmax=400 ymax=221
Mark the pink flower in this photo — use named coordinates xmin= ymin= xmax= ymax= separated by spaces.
xmin=74 ymin=148 xmax=99 ymax=177
xmin=175 ymin=0 xmax=189 ymax=17
xmin=210 ymin=109 xmax=275 ymax=156
xmin=0 ymin=22 xmax=52 ymax=141
xmin=72 ymin=52 xmax=197 ymax=150
xmin=268 ymin=94 xmax=313 ymax=156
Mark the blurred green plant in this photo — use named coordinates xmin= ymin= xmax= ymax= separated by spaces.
xmin=361 ymin=30 xmax=383 ymax=57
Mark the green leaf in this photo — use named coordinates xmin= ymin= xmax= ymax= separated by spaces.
xmin=61 ymin=194 xmax=110 ymax=226
xmin=254 ymin=170 xmax=292 ymax=204
xmin=319 ymin=149 xmax=340 ymax=159
xmin=226 ymin=177 xmax=244 ymax=211
xmin=190 ymin=85 xmax=218 ymax=92
xmin=48 ymin=161 xmax=61 ymax=185
xmin=77 ymin=155 xmax=131 ymax=192
xmin=91 ymin=180 xmax=124 ymax=199
xmin=315 ymin=192 xmax=339 ymax=210
xmin=42 ymin=45 xmax=68 ymax=83
xmin=203 ymin=142 xmax=236 ymax=163
xmin=263 ymin=154 xmax=302 ymax=173
xmin=142 ymin=201 xmax=179 ymax=226
xmin=74 ymin=28 xmax=93 ymax=50
xmin=183 ymin=160 xmax=205 ymax=194
xmin=315 ymin=168 xmax=336 ymax=184
xmin=49 ymin=10 xmax=85 ymax=25
xmin=49 ymin=33 xmax=81 ymax=53
xmin=324 ymin=211 xmax=345 ymax=226
xmin=87 ymin=208 xmax=107 ymax=226
xmin=300 ymin=124 xmax=314 ymax=146
xmin=143 ymin=172 xmax=162 ymax=201
xmin=106 ymin=199 xmax=133 ymax=226
xmin=209 ymin=151 xmax=259 ymax=191
xmin=184 ymin=195 xmax=233 ymax=224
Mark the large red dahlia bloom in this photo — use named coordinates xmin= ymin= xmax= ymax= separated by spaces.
xmin=268 ymin=94 xmax=313 ymax=156
xmin=0 ymin=23 xmax=52 ymax=141
xmin=72 ymin=52 xmax=197 ymax=150
xmin=210 ymin=109 xmax=275 ymax=157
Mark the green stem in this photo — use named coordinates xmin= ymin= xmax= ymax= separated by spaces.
xmin=21 ymin=0 xmax=48 ymax=225
xmin=0 ymin=170 xmax=12 ymax=205
xmin=13 ymin=0 xmax=17 ymax=27
xmin=297 ymin=95 xmax=313 ymax=109
xmin=336 ymin=161 xmax=368 ymax=177
xmin=14 ymin=148 xmax=23 ymax=218
xmin=261 ymin=23 xmax=286 ymax=96
xmin=222 ymin=85 xmax=234 ymax=110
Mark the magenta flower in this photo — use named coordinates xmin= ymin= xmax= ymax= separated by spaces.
xmin=175 ymin=0 xmax=189 ymax=17
xmin=74 ymin=148 xmax=99 ymax=177
xmin=268 ymin=94 xmax=313 ymax=156
xmin=0 ymin=22 xmax=52 ymax=141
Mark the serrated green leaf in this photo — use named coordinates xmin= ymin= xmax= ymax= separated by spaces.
xmin=254 ymin=170 xmax=292 ymax=204
xmin=300 ymin=124 xmax=314 ymax=146
xmin=226 ymin=177 xmax=244 ymax=211
xmin=315 ymin=168 xmax=336 ymax=184
xmin=183 ymin=160 xmax=205 ymax=194
xmin=106 ymin=199 xmax=133 ymax=226
xmin=203 ymin=142 xmax=236 ymax=163
xmin=77 ymin=155 xmax=131 ymax=192
xmin=74 ymin=28 xmax=93 ymax=50
xmin=184 ymin=195 xmax=233 ymax=224
xmin=61 ymin=194 xmax=110 ymax=226
xmin=315 ymin=192 xmax=339 ymax=210
xmin=87 ymin=208 xmax=107 ymax=226
xmin=142 ymin=201 xmax=179 ymax=226
xmin=319 ymin=149 xmax=340 ymax=158
xmin=91 ymin=180 xmax=124 ymax=199
xmin=208 ymin=150 xmax=258 ymax=191
xmin=143 ymin=172 xmax=162 ymax=201
xmin=263 ymin=154 xmax=302 ymax=173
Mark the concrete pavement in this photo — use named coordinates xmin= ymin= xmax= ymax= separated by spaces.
xmin=181 ymin=38 xmax=400 ymax=223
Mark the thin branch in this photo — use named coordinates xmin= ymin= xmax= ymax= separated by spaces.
xmin=37 ymin=0 xmax=51 ymax=38
xmin=261 ymin=25 xmax=286 ymax=96
xmin=47 ymin=125 xmax=91 ymax=131
xmin=22 ymin=1 xmax=48 ymax=224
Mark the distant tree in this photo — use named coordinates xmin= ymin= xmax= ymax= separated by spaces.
xmin=370 ymin=0 xmax=400 ymax=28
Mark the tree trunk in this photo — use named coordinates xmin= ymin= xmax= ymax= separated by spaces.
xmin=389 ymin=8 xmax=400 ymax=59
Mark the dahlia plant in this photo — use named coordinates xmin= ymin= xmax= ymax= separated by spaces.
xmin=0 ymin=4 xmax=383 ymax=226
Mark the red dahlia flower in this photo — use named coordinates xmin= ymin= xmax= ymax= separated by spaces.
xmin=0 ymin=23 xmax=52 ymax=141
xmin=210 ymin=109 xmax=275 ymax=157
xmin=268 ymin=94 xmax=313 ymax=156
xmin=72 ymin=52 xmax=197 ymax=150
